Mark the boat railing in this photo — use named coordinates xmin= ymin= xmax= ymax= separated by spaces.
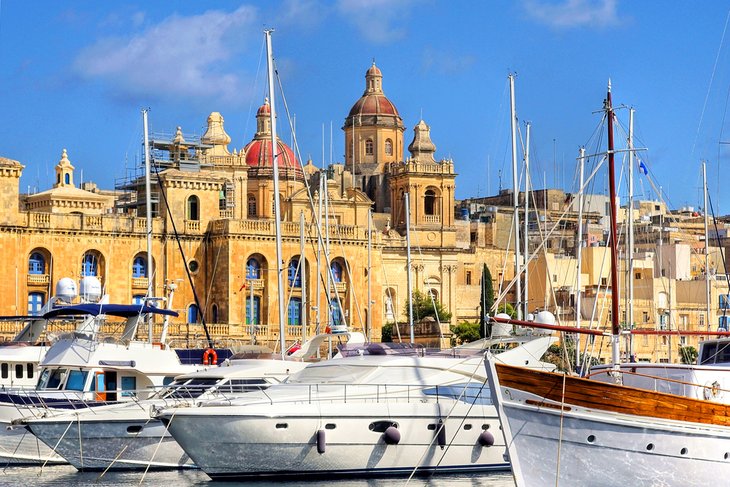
xmin=3 ymin=386 xmax=167 ymax=418
xmin=586 ymin=368 xmax=728 ymax=400
xmin=208 ymin=382 xmax=489 ymax=407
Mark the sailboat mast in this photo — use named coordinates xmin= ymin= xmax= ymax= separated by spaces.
xmin=628 ymin=108 xmax=635 ymax=359
xmin=606 ymin=80 xmax=621 ymax=366
xmin=509 ymin=74 xmax=522 ymax=319
xmin=405 ymin=192 xmax=415 ymax=344
xmin=367 ymin=209 xmax=373 ymax=343
xmin=300 ymin=210 xmax=307 ymax=343
xmin=264 ymin=29 xmax=287 ymax=358
xmin=576 ymin=146 xmax=586 ymax=370
xmin=523 ymin=122 xmax=531 ymax=319
xmin=703 ymin=161 xmax=712 ymax=325
xmin=142 ymin=108 xmax=154 ymax=343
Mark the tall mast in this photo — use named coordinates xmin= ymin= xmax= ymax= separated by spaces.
xmin=142 ymin=108 xmax=154 ymax=343
xmin=606 ymin=79 xmax=621 ymax=367
xmin=367 ymin=208 xmax=373 ymax=343
xmin=264 ymin=29 xmax=287 ymax=358
xmin=627 ymin=108 xmax=635 ymax=359
xmin=703 ymin=161 xmax=712 ymax=327
xmin=509 ymin=74 xmax=522 ymax=319
xmin=300 ymin=210 xmax=307 ymax=343
xmin=523 ymin=122 xmax=531 ymax=319
xmin=405 ymin=192 xmax=415 ymax=344
xmin=576 ymin=146 xmax=586 ymax=370
xmin=316 ymin=172 xmax=323 ymax=334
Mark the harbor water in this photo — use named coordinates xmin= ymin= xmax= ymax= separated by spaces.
xmin=0 ymin=466 xmax=516 ymax=486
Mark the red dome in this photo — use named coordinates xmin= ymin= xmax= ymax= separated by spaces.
xmin=348 ymin=94 xmax=400 ymax=118
xmin=243 ymin=138 xmax=299 ymax=169
xmin=257 ymin=101 xmax=271 ymax=117
xmin=366 ymin=64 xmax=382 ymax=77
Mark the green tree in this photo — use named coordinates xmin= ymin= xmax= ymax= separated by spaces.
xmin=450 ymin=322 xmax=481 ymax=346
xmin=403 ymin=290 xmax=452 ymax=323
xmin=381 ymin=323 xmax=394 ymax=342
xmin=679 ymin=345 xmax=698 ymax=364
xmin=480 ymin=264 xmax=495 ymax=338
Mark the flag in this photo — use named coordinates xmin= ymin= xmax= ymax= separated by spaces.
xmin=638 ymin=160 xmax=648 ymax=175
xmin=239 ymin=282 xmax=246 ymax=292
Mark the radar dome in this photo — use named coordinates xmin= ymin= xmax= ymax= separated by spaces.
xmin=533 ymin=310 xmax=556 ymax=335
xmin=80 ymin=276 xmax=102 ymax=303
xmin=55 ymin=278 xmax=78 ymax=303
xmin=491 ymin=313 xmax=513 ymax=337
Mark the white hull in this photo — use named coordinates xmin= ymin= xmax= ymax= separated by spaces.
xmin=0 ymin=425 xmax=64 ymax=465
xmin=25 ymin=418 xmax=191 ymax=470
xmin=164 ymin=402 xmax=507 ymax=479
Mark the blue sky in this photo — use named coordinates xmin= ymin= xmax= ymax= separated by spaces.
xmin=2 ymin=1 xmax=730 ymax=213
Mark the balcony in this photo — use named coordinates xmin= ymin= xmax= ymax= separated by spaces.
xmin=185 ymin=220 xmax=201 ymax=233
xmin=132 ymin=277 xmax=149 ymax=289
xmin=219 ymin=209 xmax=234 ymax=219
xmin=246 ymin=278 xmax=264 ymax=290
xmin=423 ymin=214 xmax=441 ymax=224
xmin=27 ymin=274 xmax=50 ymax=286
xmin=333 ymin=281 xmax=347 ymax=293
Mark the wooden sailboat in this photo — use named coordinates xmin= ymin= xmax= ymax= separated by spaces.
xmin=486 ymin=82 xmax=730 ymax=487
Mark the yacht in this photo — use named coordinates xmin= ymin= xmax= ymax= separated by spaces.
xmin=18 ymin=358 xmax=307 ymax=470
xmin=154 ymin=336 xmax=555 ymax=480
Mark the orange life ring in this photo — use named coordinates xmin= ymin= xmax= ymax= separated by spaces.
xmin=202 ymin=348 xmax=218 ymax=366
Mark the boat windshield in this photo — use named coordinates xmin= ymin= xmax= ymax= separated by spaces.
xmin=160 ymin=378 xmax=221 ymax=399
xmin=65 ymin=370 xmax=89 ymax=391
xmin=37 ymin=368 xmax=67 ymax=390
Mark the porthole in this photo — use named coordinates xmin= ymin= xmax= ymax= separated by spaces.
xmin=325 ymin=423 xmax=336 ymax=430
xmin=275 ymin=423 xmax=288 ymax=429
xmin=680 ymin=448 xmax=688 ymax=455
xmin=587 ymin=435 xmax=595 ymax=443
xmin=646 ymin=443 xmax=654 ymax=451
xmin=724 ymin=452 xmax=729 ymax=460
xmin=464 ymin=424 xmax=473 ymax=430
xmin=188 ymin=260 xmax=200 ymax=273
xmin=127 ymin=425 xmax=143 ymax=434
xmin=427 ymin=424 xmax=436 ymax=430
xmin=482 ymin=424 xmax=490 ymax=430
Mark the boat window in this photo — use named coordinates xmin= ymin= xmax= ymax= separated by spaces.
xmin=422 ymin=383 xmax=492 ymax=405
xmin=15 ymin=364 xmax=23 ymax=379
xmin=163 ymin=378 xmax=219 ymax=399
xmin=700 ymin=342 xmax=718 ymax=364
xmin=65 ymin=370 xmax=88 ymax=391
xmin=45 ymin=369 xmax=67 ymax=390
xmin=27 ymin=363 xmax=34 ymax=379
xmin=121 ymin=376 xmax=137 ymax=397
xmin=37 ymin=368 xmax=50 ymax=389
xmin=717 ymin=343 xmax=730 ymax=364
xmin=1 ymin=363 xmax=7 ymax=379
xmin=217 ymin=378 xmax=269 ymax=394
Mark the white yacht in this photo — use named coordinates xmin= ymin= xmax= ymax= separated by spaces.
xmin=155 ymin=336 xmax=555 ymax=480
xmin=0 ymin=302 xmax=192 ymax=465
xmin=18 ymin=358 xmax=307 ymax=470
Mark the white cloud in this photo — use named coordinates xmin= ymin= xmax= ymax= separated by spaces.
xmin=524 ymin=0 xmax=622 ymax=29
xmin=421 ymin=47 xmax=476 ymax=75
xmin=74 ymin=6 xmax=258 ymax=104
xmin=336 ymin=0 xmax=415 ymax=43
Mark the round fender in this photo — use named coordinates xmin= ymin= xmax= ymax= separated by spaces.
xmin=316 ymin=429 xmax=326 ymax=454
xmin=383 ymin=426 xmax=400 ymax=445
xmin=478 ymin=430 xmax=495 ymax=447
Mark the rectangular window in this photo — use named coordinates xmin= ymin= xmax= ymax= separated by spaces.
xmin=26 ymin=363 xmax=34 ymax=379
xmin=14 ymin=364 xmax=23 ymax=379
xmin=465 ymin=271 xmax=472 ymax=286
xmin=65 ymin=370 xmax=88 ymax=391
xmin=1 ymin=363 xmax=7 ymax=379
xmin=121 ymin=376 xmax=137 ymax=397
xmin=699 ymin=314 xmax=705 ymax=327
xmin=643 ymin=311 xmax=649 ymax=323
xmin=635 ymin=272 xmax=641 ymax=279
xmin=720 ymin=295 xmax=730 ymax=310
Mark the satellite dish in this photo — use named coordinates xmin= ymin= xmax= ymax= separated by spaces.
xmin=80 ymin=276 xmax=102 ymax=303
xmin=55 ymin=277 xmax=78 ymax=303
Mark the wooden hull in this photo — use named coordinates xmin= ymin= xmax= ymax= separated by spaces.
xmin=487 ymin=361 xmax=730 ymax=487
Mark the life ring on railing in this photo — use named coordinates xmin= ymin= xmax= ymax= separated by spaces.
xmin=704 ymin=380 xmax=722 ymax=400
xmin=203 ymin=348 xmax=218 ymax=366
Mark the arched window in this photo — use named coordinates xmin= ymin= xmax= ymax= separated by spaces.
xmin=246 ymin=296 xmax=261 ymax=325
xmin=385 ymin=139 xmax=393 ymax=156
xmin=28 ymin=292 xmax=44 ymax=316
xmin=331 ymin=261 xmax=344 ymax=283
xmin=64 ymin=173 xmax=70 ymax=185
xmin=246 ymin=258 xmax=261 ymax=279
xmin=211 ymin=304 xmax=219 ymax=323
xmin=424 ymin=189 xmax=436 ymax=215
xmin=132 ymin=255 xmax=147 ymax=278
xmin=288 ymin=258 xmax=301 ymax=288
xmin=365 ymin=139 xmax=374 ymax=155
xmin=28 ymin=252 xmax=45 ymax=275
xmin=81 ymin=252 xmax=99 ymax=277
xmin=247 ymin=194 xmax=257 ymax=217
xmin=187 ymin=304 xmax=199 ymax=324
xmin=187 ymin=195 xmax=200 ymax=221
xmin=288 ymin=298 xmax=302 ymax=326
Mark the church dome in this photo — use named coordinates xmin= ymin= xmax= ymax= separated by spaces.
xmin=346 ymin=62 xmax=402 ymax=120
xmin=243 ymin=99 xmax=300 ymax=170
